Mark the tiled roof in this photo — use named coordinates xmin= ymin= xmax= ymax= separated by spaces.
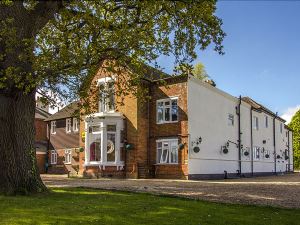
xmin=44 ymin=101 xmax=79 ymax=121
xmin=35 ymin=107 xmax=51 ymax=120
xmin=242 ymin=97 xmax=285 ymax=122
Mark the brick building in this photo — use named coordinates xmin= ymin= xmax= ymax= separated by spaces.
xmin=35 ymin=107 xmax=51 ymax=174
xmin=80 ymin=61 xmax=293 ymax=179
xmin=45 ymin=102 xmax=81 ymax=175
xmin=46 ymin=61 xmax=293 ymax=179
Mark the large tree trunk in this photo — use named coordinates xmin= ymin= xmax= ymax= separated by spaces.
xmin=0 ymin=91 xmax=47 ymax=194
xmin=0 ymin=1 xmax=64 ymax=194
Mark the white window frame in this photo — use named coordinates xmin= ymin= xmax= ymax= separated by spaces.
xmin=50 ymin=150 xmax=57 ymax=164
xmin=73 ymin=118 xmax=79 ymax=132
xmin=156 ymin=139 xmax=178 ymax=164
xmin=66 ymin=118 xmax=72 ymax=133
xmin=64 ymin=149 xmax=72 ymax=164
xmin=51 ymin=121 xmax=56 ymax=134
xmin=253 ymin=116 xmax=259 ymax=130
xmin=156 ymin=97 xmax=178 ymax=124
xmin=228 ymin=113 xmax=234 ymax=126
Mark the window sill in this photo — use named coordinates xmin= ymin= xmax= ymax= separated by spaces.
xmin=154 ymin=163 xmax=179 ymax=166
xmin=156 ymin=121 xmax=178 ymax=125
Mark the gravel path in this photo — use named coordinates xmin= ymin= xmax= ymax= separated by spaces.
xmin=42 ymin=173 xmax=300 ymax=209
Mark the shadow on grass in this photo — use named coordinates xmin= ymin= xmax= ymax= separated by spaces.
xmin=0 ymin=187 xmax=299 ymax=225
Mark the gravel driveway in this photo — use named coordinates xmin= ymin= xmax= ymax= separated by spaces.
xmin=42 ymin=173 xmax=300 ymax=209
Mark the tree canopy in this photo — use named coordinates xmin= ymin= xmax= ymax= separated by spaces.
xmin=1 ymin=0 xmax=225 ymax=106
xmin=0 ymin=0 xmax=225 ymax=194
xmin=289 ymin=110 xmax=300 ymax=169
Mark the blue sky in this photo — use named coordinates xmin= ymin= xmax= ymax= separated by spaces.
xmin=158 ymin=1 xmax=300 ymax=122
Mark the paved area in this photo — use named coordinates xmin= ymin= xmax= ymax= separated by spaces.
xmin=42 ymin=173 xmax=300 ymax=209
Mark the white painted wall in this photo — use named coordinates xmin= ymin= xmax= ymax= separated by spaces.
xmin=187 ymin=75 xmax=293 ymax=177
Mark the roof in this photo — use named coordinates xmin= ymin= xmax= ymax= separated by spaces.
xmin=44 ymin=101 xmax=79 ymax=121
xmin=35 ymin=107 xmax=51 ymax=120
xmin=242 ymin=97 xmax=286 ymax=122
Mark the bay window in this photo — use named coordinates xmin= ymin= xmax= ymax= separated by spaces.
xmin=157 ymin=98 xmax=178 ymax=124
xmin=157 ymin=139 xmax=178 ymax=164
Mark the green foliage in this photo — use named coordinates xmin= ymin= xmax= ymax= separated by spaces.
xmin=289 ymin=110 xmax=300 ymax=169
xmin=193 ymin=62 xmax=209 ymax=80
xmin=0 ymin=0 xmax=225 ymax=107
xmin=0 ymin=188 xmax=299 ymax=225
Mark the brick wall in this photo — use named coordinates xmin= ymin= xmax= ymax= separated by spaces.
xmin=35 ymin=119 xmax=48 ymax=142
xmin=149 ymin=76 xmax=189 ymax=179
xmin=80 ymin=62 xmax=189 ymax=179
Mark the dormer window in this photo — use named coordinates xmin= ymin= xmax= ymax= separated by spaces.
xmin=99 ymin=81 xmax=115 ymax=113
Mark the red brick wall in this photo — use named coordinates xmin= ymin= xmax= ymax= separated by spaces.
xmin=80 ymin=62 xmax=189 ymax=179
xmin=149 ymin=77 xmax=189 ymax=179
xmin=48 ymin=148 xmax=81 ymax=175
xmin=35 ymin=119 xmax=48 ymax=142
xmin=36 ymin=153 xmax=46 ymax=174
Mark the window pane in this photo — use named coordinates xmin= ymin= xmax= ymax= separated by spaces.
xmin=165 ymin=107 xmax=170 ymax=121
xmin=107 ymin=133 xmax=116 ymax=162
xmin=171 ymin=100 xmax=178 ymax=121
xmin=90 ymin=138 xmax=101 ymax=161
xmin=107 ymin=125 xmax=116 ymax=132
xmin=161 ymin=149 xmax=169 ymax=163
xmin=157 ymin=103 xmax=164 ymax=123
xmin=170 ymin=146 xmax=178 ymax=163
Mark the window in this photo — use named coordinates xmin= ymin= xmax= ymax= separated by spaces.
xmin=156 ymin=98 xmax=178 ymax=124
xmin=73 ymin=118 xmax=79 ymax=132
xmin=253 ymin=147 xmax=260 ymax=160
xmin=228 ymin=114 xmax=234 ymax=126
xmin=253 ymin=116 xmax=259 ymax=130
xmin=99 ymin=81 xmax=115 ymax=113
xmin=107 ymin=125 xmax=116 ymax=162
xmin=157 ymin=139 xmax=178 ymax=164
xmin=280 ymin=123 xmax=283 ymax=133
xmin=66 ymin=118 xmax=72 ymax=133
xmin=90 ymin=138 xmax=101 ymax=162
xmin=51 ymin=121 xmax=56 ymax=134
xmin=265 ymin=115 xmax=268 ymax=128
xmin=50 ymin=150 xmax=57 ymax=164
xmin=64 ymin=149 xmax=72 ymax=164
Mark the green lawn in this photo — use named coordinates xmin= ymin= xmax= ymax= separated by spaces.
xmin=0 ymin=188 xmax=299 ymax=225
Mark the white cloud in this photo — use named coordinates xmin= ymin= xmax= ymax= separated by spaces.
xmin=280 ymin=105 xmax=300 ymax=124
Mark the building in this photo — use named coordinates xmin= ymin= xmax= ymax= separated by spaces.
xmin=78 ymin=62 xmax=293 ymax=179
xmin=45 ymin=102 xmax=81 ymax=175
xmin=35 ymin=106 xmax=51 ymax=174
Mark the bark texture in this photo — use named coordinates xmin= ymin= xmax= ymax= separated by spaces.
xmin=0 ymin=92 xmax=47 ymax=194
xmin=0 ymin=1 xmax=63 ymax=194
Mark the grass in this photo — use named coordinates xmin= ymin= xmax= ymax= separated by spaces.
xmin=0 ymin=188 xmax=299 ymax=225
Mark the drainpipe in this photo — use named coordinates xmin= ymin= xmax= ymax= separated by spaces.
xmin=288 ymin=130 xmax=290 ymax=172
xmin=250 ymin=107 xmax=254 ymax=176
xmin=147 ymin=84 xmax=151 ymax=175
xmin=273 ymin=113 xmax=277 ymax=174
xmin=237 ymin=96 xmax=242 ymax=176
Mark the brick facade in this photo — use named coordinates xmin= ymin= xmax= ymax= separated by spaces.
xmin=80 ymin=62 xmax=189 ymax=179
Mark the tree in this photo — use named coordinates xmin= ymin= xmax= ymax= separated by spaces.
xmin=0 ymin=0 xmax=225 ymax=194
xmin=192 ymin=62 xmax=216 ymax=86
xmin=289 ymin=110 xmax=300 ymax=169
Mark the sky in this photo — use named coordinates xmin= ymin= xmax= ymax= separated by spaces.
xmin=158 ymin=1 xmax=300 ymax=123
